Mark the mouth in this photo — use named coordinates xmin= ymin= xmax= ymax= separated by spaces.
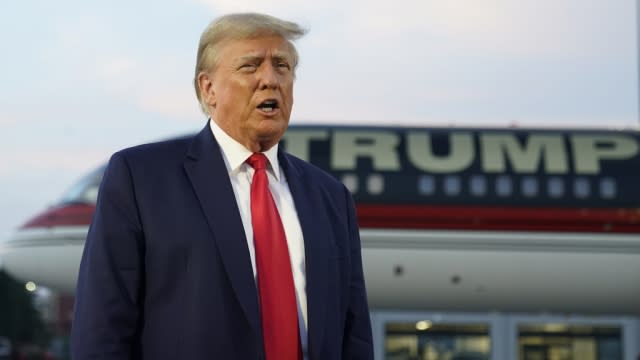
xmin=256 ymin=99 xmax=280 ymax=114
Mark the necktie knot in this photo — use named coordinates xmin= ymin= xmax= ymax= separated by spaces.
xmin=247 ymin=153 xmax=268 ymax=171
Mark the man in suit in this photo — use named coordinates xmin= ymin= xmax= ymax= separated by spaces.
xmin=71 ymin=12 xmax=373 ymax=360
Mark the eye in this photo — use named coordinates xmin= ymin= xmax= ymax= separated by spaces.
xmin=276 ymin=61 xmax=291 ymax=73
xmin=239 ymin=63 xmax=257 ymax=72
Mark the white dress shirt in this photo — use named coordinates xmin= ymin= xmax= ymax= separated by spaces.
xmin=209 ymin=119 xmax=308 ymax=356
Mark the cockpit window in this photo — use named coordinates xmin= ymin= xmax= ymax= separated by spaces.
xmin=59 ymin=165 xmax=106 ymax=205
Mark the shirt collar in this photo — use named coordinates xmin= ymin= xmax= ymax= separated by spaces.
xmin=209 ymin=119 xmax=281 ymax=181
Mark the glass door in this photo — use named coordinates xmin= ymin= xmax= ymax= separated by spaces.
xmin=373 ymin=312 xmax=498 ymax=360
xmin=385 ymin=321 xmax=490 ymax=360
xmin=518 ymin=323 xmax=622 ymax=360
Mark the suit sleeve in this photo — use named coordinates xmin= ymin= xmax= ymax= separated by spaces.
xmin=71 ymin=152 xmax=145 ymax=359
xmin=341 ymin=186 xmax=374 ymax=359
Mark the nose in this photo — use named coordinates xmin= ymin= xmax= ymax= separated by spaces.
xmin=257 ymin=64 xmax=279 ymax=90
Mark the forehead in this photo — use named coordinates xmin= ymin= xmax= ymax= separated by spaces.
xmin=218 ymin=36 xmax=294 ymax=61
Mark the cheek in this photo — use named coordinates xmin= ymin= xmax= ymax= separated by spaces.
xmin=282 ymin=82 xmax=294 ymax=104
xmin=286 ymin=89 xmax=294 ymax=111
xmin=217 ymin=82 xmax=250 ymax=108
xmin=220 ymin=75 xmax=252 ymax=91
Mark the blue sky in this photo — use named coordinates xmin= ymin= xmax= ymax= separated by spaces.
xmin=0 ymin=0 xmax=637 ymax=239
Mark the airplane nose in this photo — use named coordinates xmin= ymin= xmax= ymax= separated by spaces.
xmin=1 ymin=203 xmax=94 ymax=294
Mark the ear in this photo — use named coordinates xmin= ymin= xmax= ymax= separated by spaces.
xmin=197 ymin=72 xmax=216 ymax=108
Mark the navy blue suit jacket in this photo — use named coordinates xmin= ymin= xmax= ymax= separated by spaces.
xmin=71 ymin=124 xmax=373 ymax=359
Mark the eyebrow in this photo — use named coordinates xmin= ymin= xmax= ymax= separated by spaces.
xmin=237 ymin=55 xmax=262 ymax=63
xmin=237 ymin=51 xmax=292 ymax=63
xmin=271 ymin=50 xmax=292 ymax=62
xmin=272 ymin=54 xmax=291 ymax=63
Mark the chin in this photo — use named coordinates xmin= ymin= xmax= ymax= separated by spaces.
xmin=260 ymin=119 xmax=287 ymax=134
xmin=252 ymin=128 xmax=284 ymax=150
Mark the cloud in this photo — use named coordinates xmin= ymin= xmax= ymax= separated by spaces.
xmin=0 ymin=112 xmax=21 ymax=126
xmin=193 ymin=0 xmax=336 ymax=19
xmin=99 ymin=56 xmax=137 ymax=78
xmin=94 ymin=55 xmax=202 ymax=120
xmin=0 ymin=148 xmax=108 ymax=177
xmin=4 ymin=0 xmax=637 ymax=130
xmin=304 ymin=0 xmax=634 ymax=59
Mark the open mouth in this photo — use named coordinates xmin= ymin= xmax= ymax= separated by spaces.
xmin=257 ymin=99 xmax=279 ymax=112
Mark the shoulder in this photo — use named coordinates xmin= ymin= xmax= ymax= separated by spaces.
xmin=114 ymin=134 xmax=194 ymax=164
xmin=102 ymin=134 xmax=198 ymax=184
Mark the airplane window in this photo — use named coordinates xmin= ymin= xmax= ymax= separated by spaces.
xmin=547 ymin=177 xmax=564 ymax=198
xmin=495 ymin=176 xmax=512 ymax=197
xmin=341 ymin=174 xmax=359 ymax=194
xmin=367 ymin=174 xmax=384 ymax=195
xmin=444 ymin=175 xmax=462 ymax=196
xmin=444 ymin=176 xmax=461 ymax=196
xmin=469 ymin=175 xmax=487 ymax=197
xmin=599 ymin=178 xmax=617 ymax=199
xmin=521 ymin=177 xmax=538 ymax=198
xmin=418 ymin=175 xmax=435 ymax=196
xmin=574 ymin=178 xmax=591 ymax=199
xmin=59 ymin=165 xmax=106 ymax=205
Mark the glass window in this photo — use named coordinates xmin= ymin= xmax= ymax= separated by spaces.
xmin=518 ymin=324 xmax=622 ymax=360
xmin=367 ymin=174 xmax=385 ymax=195
xmin=418 ymin=175 xmax=436 ymax=196
xmin=59 ymin=165 xmax=106 ymax=205
xmin=444 ymin=176 xmax=461 ymax=196
xmin=470 ymin=175 xmax=487 ymax=197
xmin=521 ymin=177 xmax=538 ymax=198
xmin=599 ymin=178 xmax=617 ymax=199
xmin=547 ymin=177 xmax=565 ymax=198
xmin=495 ymin=176 xmax=513 ymax=197
xmin=574 ymin=178 xmax=591 ymax=199
xmin=386 ymin=322 xmax=490 ymax=360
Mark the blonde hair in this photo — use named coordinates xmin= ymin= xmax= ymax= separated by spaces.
xmin=194 ymin=13 xmax=307 ymax=114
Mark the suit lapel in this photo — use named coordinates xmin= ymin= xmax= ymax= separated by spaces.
xmin=183 ymin=124 xmax=261 ymax=337
xmin=280 ymin=152 xmax=330 ymax=360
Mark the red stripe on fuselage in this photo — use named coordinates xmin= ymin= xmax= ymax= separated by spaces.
xmin=356 ymin=205 xmax=640 ymax=233
xmin=20 ymin=203 xmax=640 ymax=233
xmin=21 ymin=203 xmax=95 ymax=228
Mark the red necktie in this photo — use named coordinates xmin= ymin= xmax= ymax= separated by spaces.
xmin=247 ymin=153 xmax=301 ymax=360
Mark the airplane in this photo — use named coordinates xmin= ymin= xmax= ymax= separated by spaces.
xmin=2 ymin=125 xmax=640 ymax=316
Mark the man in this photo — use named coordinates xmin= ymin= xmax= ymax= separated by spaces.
xmin=71 ymin=13 xmax=373 ymax=360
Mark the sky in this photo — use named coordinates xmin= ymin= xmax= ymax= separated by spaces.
xmin=0 ymin=0 xmax=638 ymax=240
